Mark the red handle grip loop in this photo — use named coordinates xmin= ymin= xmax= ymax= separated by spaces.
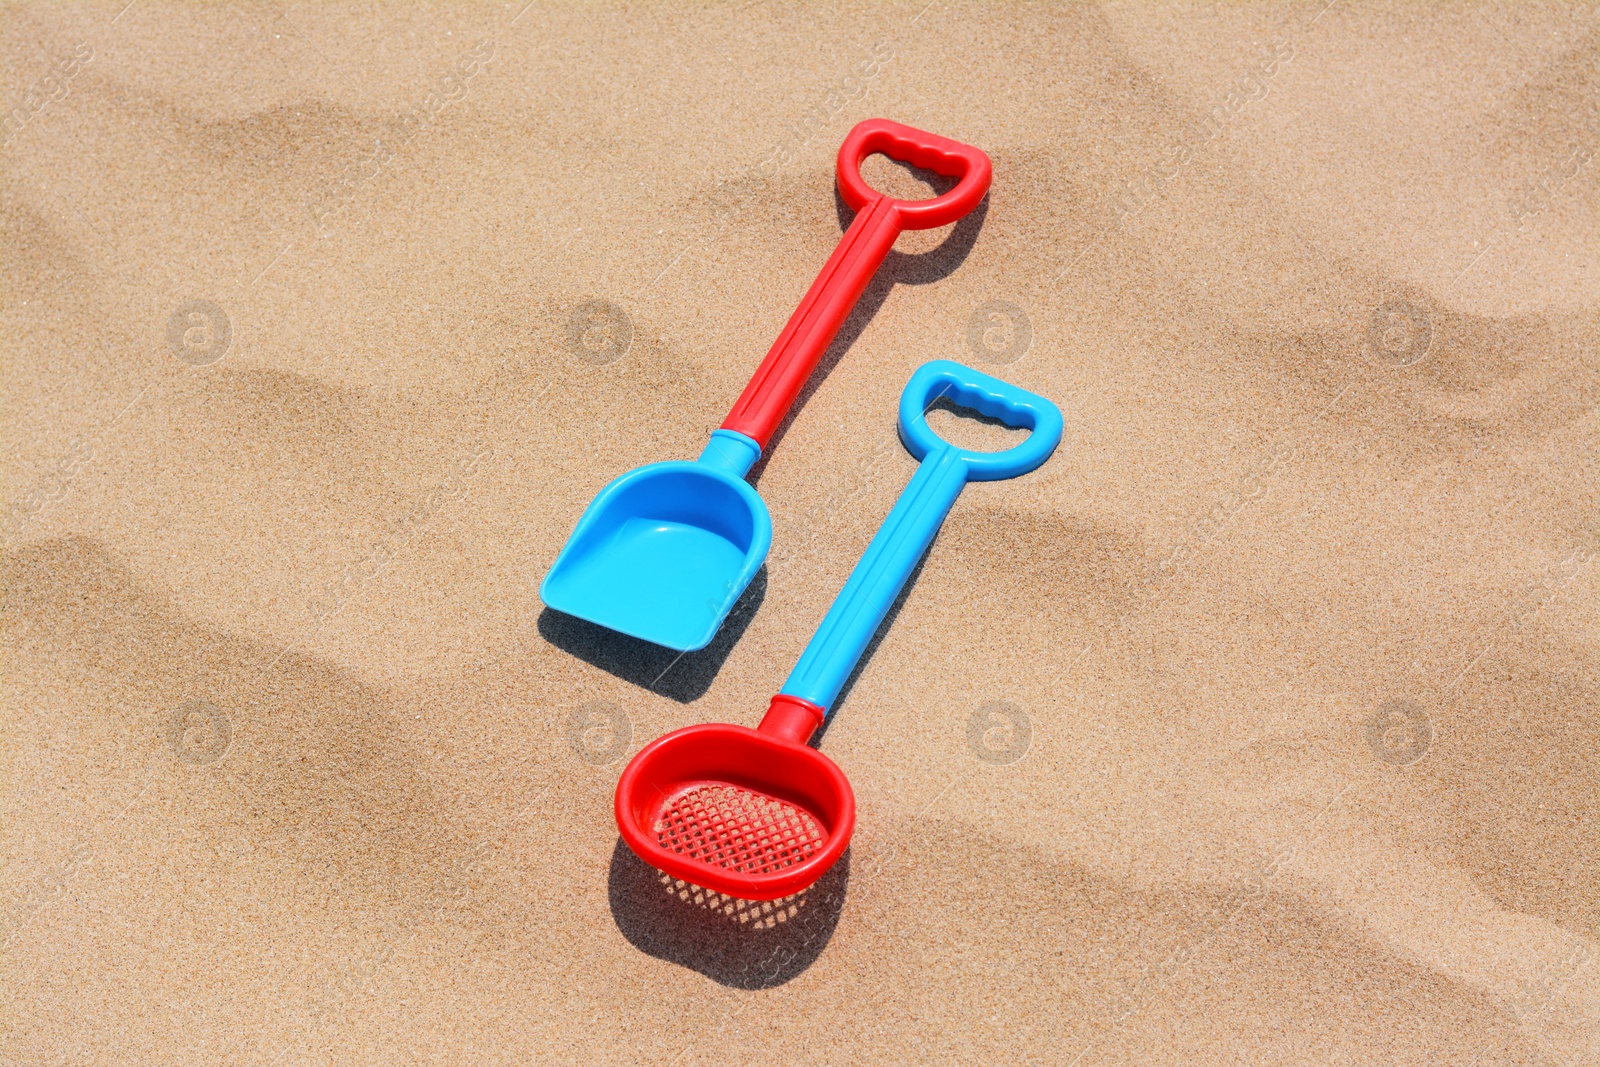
xmin=720 ymin=119 xmax=992 ymax=449
xmin=835 ymin=117 xmax=993 ymax=229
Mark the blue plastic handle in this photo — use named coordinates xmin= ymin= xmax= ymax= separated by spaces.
xmin=897 ymin=359 xmax=1064 ymax=480
xmin=780 ymin=360 xmax=1064 ymax=712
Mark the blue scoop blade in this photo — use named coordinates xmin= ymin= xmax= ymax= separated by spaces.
xmin=540 ymin=460 xmax=772 ymax=651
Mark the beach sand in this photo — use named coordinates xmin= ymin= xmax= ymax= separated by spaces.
xmin=3 ymin=2 xmax=1596 ymax=1063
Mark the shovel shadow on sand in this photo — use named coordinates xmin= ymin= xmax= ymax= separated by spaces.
xmin=539 ymin=167 xmax=988 ymax=703
xmin=537 ymin=567 xmax=767 ymax=704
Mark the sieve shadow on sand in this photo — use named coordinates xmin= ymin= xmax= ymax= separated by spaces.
xmin=607 ymin=837 xmax=851 ymax=989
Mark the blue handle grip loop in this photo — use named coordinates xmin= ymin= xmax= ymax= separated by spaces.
xmin=898 ymin=359 xmax=1063 ymax=481
xmin=780 ymin=360 xmax=1064 ymax=714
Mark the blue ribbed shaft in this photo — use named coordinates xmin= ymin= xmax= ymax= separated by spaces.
xmin=780 ymin=446 xmax=968 ymax=711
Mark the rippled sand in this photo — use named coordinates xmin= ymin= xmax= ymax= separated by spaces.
xmin=3 ymin=2 xmax=1596 ymax=1064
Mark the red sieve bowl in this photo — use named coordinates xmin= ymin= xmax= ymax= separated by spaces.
xmin=614 ymin=696 xmax=855 ymax=900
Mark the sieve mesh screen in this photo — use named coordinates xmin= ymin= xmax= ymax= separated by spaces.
xmin=655 ymin=783 xmax=825 ymax=875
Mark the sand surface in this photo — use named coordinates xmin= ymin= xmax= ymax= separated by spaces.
xmin=3 ymin=2 xmax=1597 ymax=1064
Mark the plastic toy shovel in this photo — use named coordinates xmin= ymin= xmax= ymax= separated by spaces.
xmin=616 ymin=360 xmax=1064 ymax=899
xmin=541 ymin=119 xmax=993 ymax=651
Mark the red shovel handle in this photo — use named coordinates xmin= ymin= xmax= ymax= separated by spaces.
xmin=835 ymin=118 xmax=994 ymax=227
xmin=720 ymin=119 xmax=992 ymax=449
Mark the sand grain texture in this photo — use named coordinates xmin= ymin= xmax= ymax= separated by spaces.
xmin=2 ymin=2 xmax=1597 ymax=1064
